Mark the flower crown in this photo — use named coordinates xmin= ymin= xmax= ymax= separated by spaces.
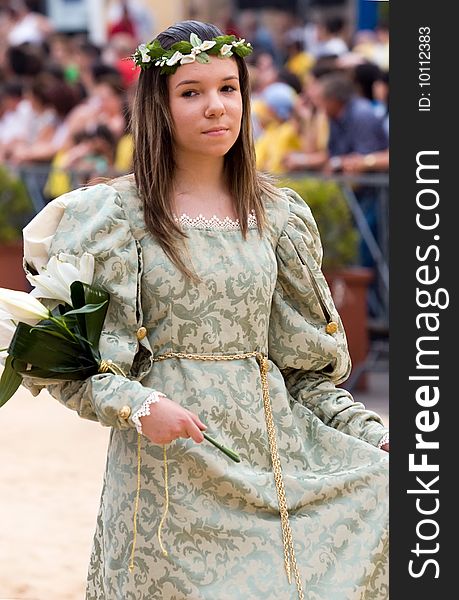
xmin=132 ymin=33 xmax=253 ymax=75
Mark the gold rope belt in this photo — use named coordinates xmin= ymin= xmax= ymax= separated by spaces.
xmin=128 ymin=351 xmax=304 ymax=600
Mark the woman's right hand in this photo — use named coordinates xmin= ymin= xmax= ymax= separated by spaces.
xmin=139 ymin=396 xmax=207 ymax=445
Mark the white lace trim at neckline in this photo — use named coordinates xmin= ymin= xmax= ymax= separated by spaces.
xmin=174 ymin=211 xmax=257 ymax=230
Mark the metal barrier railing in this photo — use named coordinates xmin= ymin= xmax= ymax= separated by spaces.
xmin=283 ymin=171 xmax=389 ymax=329
xmin=2 ymin=163 xmax=121 ymax=214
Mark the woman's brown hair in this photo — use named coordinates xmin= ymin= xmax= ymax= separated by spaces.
xmin=130 ymin=20 xmax=281 ymax=280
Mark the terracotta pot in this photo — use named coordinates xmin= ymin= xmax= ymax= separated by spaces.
xmin=0 ymin=240 xmax=29 ymax=292
xmin=324 ymin=267 xmax=374 ymax=391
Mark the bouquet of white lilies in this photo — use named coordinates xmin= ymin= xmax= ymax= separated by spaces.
xmin=0 ymin=253 xmax=115 ymax=407
xmin=0 ymin=254 xmax=240 ymax=462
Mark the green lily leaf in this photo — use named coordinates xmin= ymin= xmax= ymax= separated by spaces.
xmin=15 ymin=363 xmax=98 ymax=380
xmin=70 ymin=281 xmax=109 ymax=349
xmin=69 ymin=280 xmax=88 ymax=337
xmin=9 ymin=322 xmax=83 ymax=370
xmin=29 ymin=324 xmax=76 ymax=343
xmin=0 ymin=355 xmax=22 ymax=407
xmin=64 ymin=302 xmax=108 ymax=317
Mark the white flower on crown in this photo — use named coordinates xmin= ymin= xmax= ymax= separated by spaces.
xmin=180 ymin=54 xmax=197 ymax=64
xmin=194 ymin=40 xmax=216 ymax=53
xmin=137 ymin=43 xmax=151 ymax=63
xmin=184 ymin=40 xmax=217 ymax=63
xmin=220 ymin=44 xmax=233 ymax=56
xmin=166 ymin=51 xmax=184 ymax=66
xmin=232 ymin=38 xmax=246 ymax=47
xmin=189 ymin=33 xmax=216 ymax=55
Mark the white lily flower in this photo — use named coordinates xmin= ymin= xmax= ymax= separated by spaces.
xmin=180 ymin=54 xmax=196 ymax=64
xmin=138 ymin=44 xmax=151 ymax=63
xmin=166 ymin=51 xmax=184 ymax=66
xmin=220 ymin=44 xmax=233 ymax=56
xmin=26 ymin=252 xmax=95 ymax=306
xmin=0 ymin=318 xmax=16 ymax=357
xmin=0 ymin=288 xmax=49 ymax=323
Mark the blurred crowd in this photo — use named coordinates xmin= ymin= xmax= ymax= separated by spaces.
xmin=0 ymin=1 xmax=389 ymax=202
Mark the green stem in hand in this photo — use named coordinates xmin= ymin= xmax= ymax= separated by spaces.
xmin=203 ymin=432 xmax=241 ymax=463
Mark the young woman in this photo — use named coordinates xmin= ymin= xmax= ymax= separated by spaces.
xmin=22 ymin=20 xmax=389 ymax=600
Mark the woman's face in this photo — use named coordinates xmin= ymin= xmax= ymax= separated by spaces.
xmin=167 ymin=55 xmax=243 ymax=158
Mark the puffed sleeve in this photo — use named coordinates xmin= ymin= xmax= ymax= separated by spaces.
xmin=21 ymin=183 xmax=155 ymax=430
xmin=268 ymin=187 xmax=388 ymax=448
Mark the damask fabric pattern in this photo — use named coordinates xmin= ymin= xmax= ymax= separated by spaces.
xmin=22 ymin=177 xmax=389 ymax=600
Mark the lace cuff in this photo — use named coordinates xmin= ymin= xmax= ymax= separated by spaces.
xmin=377 ymin=432 xmax=389 ymax=449
xmin=131 ymin=390 xmax=166 ymax=434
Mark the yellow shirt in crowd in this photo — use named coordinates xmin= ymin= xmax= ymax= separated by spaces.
xmin=255 ymin=121 xmax=302 ymax=174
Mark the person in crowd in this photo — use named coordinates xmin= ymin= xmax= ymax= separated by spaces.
xmin=63 ymin=75 xmax=126 ymax=147
xmin=277 ymin=66 xmax=303 ymax=95
xmin=340 ymin=68 xmax=389 ymax=175
xmin=372 ymin=68 xmax=389 ymax=137
xmin=46 ymin=32 xmax=80 ymax=84
xmin=71 ymin=37 xmax=103 ymax=96
xmin=4 ymin=40 xmax=44 ymax=78
xmin=0 ymin=79 xmax=27 ymax=155
xmin=317 ymin=72 xmax=388 ymax=171
xmin=107 ymin=0 xmax=155 ymax=45
xmin=318 ymin=73 xmax=388 ymax=317
xmin=7 ymin=0 xmax=53 ymax=47
xmin=310 ymin=15 xmax=349 ymax=59
xmin=353 ymin=60 xmax=383 ymax=104
xmin=250 ymin=50 xmax=280 ymax=96
xmin=44 ymin=124 xmax=117 ymax=199
xmin=20 ymin=19 xmax=388 ymax=600
xmin=281 ymin=63 xmax=334 ymax=173
xmin=238 ymin=9 xmax=279 ymax=64
xmin=255 ymin=81 xmax=302 ymax=174
xmin=107 ymin=0 xmax=137 ymax=41
xmin=283 ymin=27 xmax=314 ymax=84
xmin=353 ymin=21 xmax=389 ymax=72
xmin=6 ymin=74 xmax=59 ymax=159
xmin=102 ymin=32 xmax=140 ymax=88
xmin=5 ymin=73 xmax=80 ymax=164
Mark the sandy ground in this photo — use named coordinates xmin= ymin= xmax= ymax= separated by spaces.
xmin=0 ymin=376 xmax=389 ymax=600
xmin=0 ymin=386 xmax=109 ymax=600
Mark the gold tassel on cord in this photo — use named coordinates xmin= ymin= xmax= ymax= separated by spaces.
xmin=128 ymin=439 xmax=169 ymax=573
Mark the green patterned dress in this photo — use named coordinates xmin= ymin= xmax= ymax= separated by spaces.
xmin=22 ymin=176 xmax=389 ymax=600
